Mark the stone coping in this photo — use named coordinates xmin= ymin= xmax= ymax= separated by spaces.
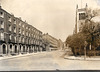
xmin=64 ymin=56 xmax=100 ymax=61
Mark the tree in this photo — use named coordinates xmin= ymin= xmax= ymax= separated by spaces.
xmin=65 ymin=33 xmax=86 ymax=55
xmin=81 ymin=16 xmax=100 ymax=51
xmin=65 ymin=8 xmax=100 ymax=56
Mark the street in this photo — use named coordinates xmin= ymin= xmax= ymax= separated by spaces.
xmin=0 ymin=50 xmax=100 ymax=71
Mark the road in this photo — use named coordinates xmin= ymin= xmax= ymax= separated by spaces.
xmin=0 ymin=50 xmax=100 ymax=71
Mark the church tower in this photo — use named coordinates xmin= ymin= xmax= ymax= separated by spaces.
xmin=75 ymin=4 xmax=88 ymax=34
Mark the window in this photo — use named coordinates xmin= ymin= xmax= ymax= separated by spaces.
xmin=37 ymin=36 xmax=38 ymax=39
xmin=0 ymin=11 xmax=4 ymax=18
xmin=36 ymin=41 xmax=37 ymax=45
xmin=22 ymin=38 xmax=24 ymax=43
xmin=36 ymin=35 xmax=38 ymax=39
xmin=31 ymin=40 xmax=33 ymax=44
xmin=22 ymin=24 xmax=24 ymax=27
xmin=23 ymin=31 xmax=24 ymax=35
xmin=26 ymin=38 xmax=28 ymax=43
xmin=19 ymin=37 xmax=21 ymax=42
xmin=15 ymin=37 xmax=16 ymax=42
xmin=31 ymin=34 xmax=33 ymax=37
xmin=0 ymin=21 xmax=4 ymax=28
xmin=32 ymin=34 xmax=34 ymax=38
xmin=34 ymin=40 xmax=35 ymax=44
xmin=29 ymin=27 xmax=30 ymax=31
xmin=29 ymin=33 xmax=30 ymax=37
xmin=9 ymin=25 xmax=11 ymax=31
xmin=8 ymin=16 xmax=11 ymax=22
xmin=26 ymin=31 xmax=28 ymax=36
xmin=33 ymin=29 xmax=34 ymax=33
xmin=36 ymin=31 xmax=37 ymax=35
xmin=1 ymin=32 xmax=4 ymax=40
xmin=14 ymin=27 xmax=16 ymax=33
xmin=26 ymin=31 xmax=27 ymax=36
xmin=81 ymin=23 xmax=83 ymax=25
xmin=14 ymin=19 xmax=16 ymax=24
xmin=19 ymin=21 xmax=21 ymax=26
xmin=9 ymin=35 xmax=11 ymax=40
xmin=19 ymin=28 xmax=21 ymax=33
xmin=26 ymin=26 xmax=28 ymax=29
xmin=32 ymin=29 xmax=33 ymax=32
xmin=79 ymin=13 xmax=86 ymax=20
xmin=34 ymin=35 xmax=35 ymax=38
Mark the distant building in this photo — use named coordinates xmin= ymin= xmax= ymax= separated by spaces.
xmin=42 ymin=33 xmax=63 ymax=51
xmin=58 ymin=39 xmax=64 ymax=50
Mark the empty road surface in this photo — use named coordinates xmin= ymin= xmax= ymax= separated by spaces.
xmin=0 ymin=50 xmax=100 ymax=71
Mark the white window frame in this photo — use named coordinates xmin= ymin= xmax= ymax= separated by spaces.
xmin=14 ymin=27 xmax=16 ymax=33
xmin=28 ymin=27 xmax=30 ymax=31
xmin=1 ymin=21 xmax=4 ymax=28
xmin=19 ymin=37 xmax=21 ymax=42
xmin=23 ymin=31 xmax=24 ymax=35
xmin=15 ymin=37 xmax=16 ymax=42
xmin=19 ymin=28 xmax=21 ymax=34
xmin=26 ymin=27 xmax=27 ymax=29
xmin=19 ymin=21 xmax=21 ymax=26
xmin=8 ymin=16 xmax=11 ymax=22
xmin=26 ymin=31 xmax=28 ymax=36
xmin=29 ymin=33 xmax=30 ymax=37
xmin=0 ymin=11 xmax=4 ymax=18
xmin=9 ymin=25 xmax=11 ymax=31
xmin=22 ymin=24 xmax=24 ymax=27
xmin=22 ymin=38 xmax=24 ymax=43
xmin=9 ymin=35 xmax=11 ymax=40
xmin=14 ymin=19 xmax=16 ymax=24
xmin=1 ymin=32 xmax=4 ymax=40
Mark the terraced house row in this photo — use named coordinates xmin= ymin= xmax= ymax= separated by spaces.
xmin=0 ymin=6 xmax=45 ymax=56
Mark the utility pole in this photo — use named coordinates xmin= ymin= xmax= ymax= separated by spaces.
xmin=84 ymin=46 xmax=86 ymax=60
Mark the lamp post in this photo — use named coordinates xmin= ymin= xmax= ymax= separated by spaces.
xmin=84 ymin=41 xmax=88 ymax=60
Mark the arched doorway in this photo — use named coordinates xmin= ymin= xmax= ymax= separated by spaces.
xmin=34 ymin=46 xmax=36 ymax=52
xmin=19 ymin=45 xmax=21 ymax=53
xmin=29 ymin=46 xmax=31 ymax=53
xmin=31 ymin=46 xmax=33 ymax=53
xmin=15 ymin=45 xmax=17 ymax=53
xmin=2 ymin=44 xmax=6 ymax=54
xmin=26 ymin=46 xmax=29 ymax=53
xmin=32 ymin=46 xmax=34 ymax=52
xmin=23 ymin=45 xmax=26 ymax=52
xmin=33 ymin=46 xmax=34 ymax=52
xmin=10 ymin=44 xmax=13 ymax=54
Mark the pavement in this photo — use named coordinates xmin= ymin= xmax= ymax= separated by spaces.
xmin=0 ymin=51 xmax=48 ymax=61
xmin=64 ymin=55 xmax=100 ymax=61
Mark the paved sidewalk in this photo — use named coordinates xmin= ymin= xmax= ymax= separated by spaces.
xmin=0 ymin=51 xmax=48 ymax=60
xmin=64 ymin=55 xmax=100 ymax=61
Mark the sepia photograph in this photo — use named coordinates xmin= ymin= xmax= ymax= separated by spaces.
xmin=0 ymin=0 xmax=100 ymax=71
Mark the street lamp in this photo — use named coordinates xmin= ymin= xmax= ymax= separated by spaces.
xmin=84 ymin=41 xmax=88 ymax=60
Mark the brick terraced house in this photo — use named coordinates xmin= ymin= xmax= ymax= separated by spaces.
xmin=0 ymin=6 xmax=44 ymax=56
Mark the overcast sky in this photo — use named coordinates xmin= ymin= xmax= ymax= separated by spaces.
xmin=0 ymin=0 xmax=100 ymax=41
